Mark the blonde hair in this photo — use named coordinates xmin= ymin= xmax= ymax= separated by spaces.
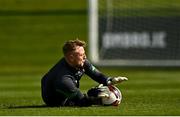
xmin=63 ymin=39 xmax=86 ymax=55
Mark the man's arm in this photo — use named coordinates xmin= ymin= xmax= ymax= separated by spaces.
xmin=84 ymin=59 xmax=128 ymax=85
xmin=84 ymin=60 xmax=109 ymax=85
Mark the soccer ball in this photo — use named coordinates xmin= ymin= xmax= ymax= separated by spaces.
xmin=101 ymin=85 xmax=122 ymax=106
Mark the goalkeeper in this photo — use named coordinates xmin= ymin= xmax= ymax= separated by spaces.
xmin=41 ymin=39 xmax=128 ymax=107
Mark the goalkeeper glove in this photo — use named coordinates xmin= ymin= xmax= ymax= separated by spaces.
xmin=107 ymin=76 xmax=128 ymax=85
xmin=97 ymin=84 xmax=110 ymax=98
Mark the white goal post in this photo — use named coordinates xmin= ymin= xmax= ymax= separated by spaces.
xmin=88 ymin=0 xmax=180 ymax=66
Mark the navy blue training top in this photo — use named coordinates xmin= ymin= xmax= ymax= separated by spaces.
xmin=41 ymin=58 xmax=109 ymax=106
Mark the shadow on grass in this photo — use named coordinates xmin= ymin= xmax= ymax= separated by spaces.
xmin=7 ymin=105 xmax=86 ymax=109
xmin=8 ymin=105 xmax=49 ymax=109
xmin=8 ymin=105 xmax=101 ymax=109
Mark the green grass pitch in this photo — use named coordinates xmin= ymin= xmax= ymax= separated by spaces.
xmin=0 ymin=68 xmax=180 ymax=115
xmin=0 ymin=0 xmax=180 ymax=116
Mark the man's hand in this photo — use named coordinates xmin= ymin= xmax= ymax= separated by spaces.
xmin=107 ymin=76 xmax=128 ymax=85
xmin=97 ymin=84 xmax=110 ymax=98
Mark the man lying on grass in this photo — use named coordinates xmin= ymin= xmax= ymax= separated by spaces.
xmin=41 ymin=39 xmax=128 ymax=107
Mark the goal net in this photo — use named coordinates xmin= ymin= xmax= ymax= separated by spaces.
xmin=88 ymin=0 xmax=180 ymax=66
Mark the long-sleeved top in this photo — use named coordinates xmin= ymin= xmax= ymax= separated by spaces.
xmin=41 ymin=58 xmax=109 ymax=106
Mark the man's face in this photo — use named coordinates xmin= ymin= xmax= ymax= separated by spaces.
xmin=68 ymin=46 xmax=86 ymax=68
